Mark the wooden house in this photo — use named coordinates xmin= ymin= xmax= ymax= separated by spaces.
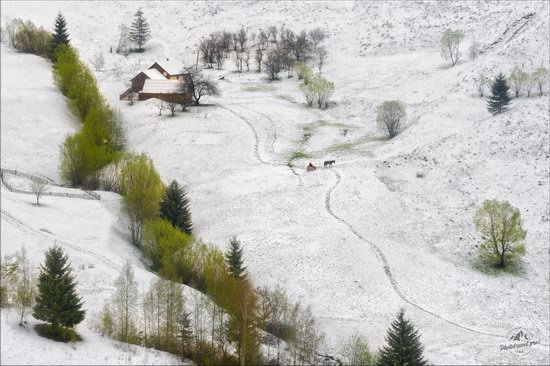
xmin=120 ymin=59 xmax=192 ymax=104
xmin=138 ymin=79 xmax=192 ymax=104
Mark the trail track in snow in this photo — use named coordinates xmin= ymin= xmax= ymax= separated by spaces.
xmin=1 ymin=208 xmax=121 ymax=272
xmin=324 ymin=168 xmax=517 ymax=341
xmin=218 ymin=104 xmax=304 ymax=185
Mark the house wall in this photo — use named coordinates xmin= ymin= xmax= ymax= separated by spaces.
xmin=131 ymin=72 xmax=149 ymax=92
xmin=138 ymin=92 xmax=193 ymax=104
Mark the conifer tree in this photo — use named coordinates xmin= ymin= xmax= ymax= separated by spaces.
xmin=33 ymin=246 xmax=85 ymax=337
xmin=377 ymin=309 xmax=427 ymax=366
xmin=487 ymin=73 xmax=512 ymax=115
xmin=225 ymin=236 xmax=247 ymax=280
xmin=129 ymin=8 xmax=151 ymax=52
xmin=160 ymin=180 xmax=193 ymax=234
xmin=50 ymin=12 xmax=70 ymax=59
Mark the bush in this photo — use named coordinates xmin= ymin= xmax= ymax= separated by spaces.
xmin=299 ymin=74 xmax=334 ymax=109
xmin=4 ymin=18 xmax=52 ymax=56
xmin=119 ymin=154 xmax=165 ymax=246
xmin=340 ymin=333 xmax=375 ymax=366
xmin=142 ymin=218 xmax=192 ymax=272
xmin=474 ymin=199 xmax=526 ymax=268
xmin=294 ymin=61 xmax=312 ymax=84
xmin=59 ymin=131 xmax=119 ymax=188
xmin=376 ymin=100 xmax=406 ymax=138
xmin=54 ymin=45 xmax=125 ymax=189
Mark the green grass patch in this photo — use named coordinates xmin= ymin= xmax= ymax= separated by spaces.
xmin=472 ymin=256 xmax=525 ymax=276
xmin=303 ymin=120 xmax=352 ymax=133
xmin=325 ymin=135 xmax=374 ymax=154
xmin=289 ymin=150 xmax=311 ymax=161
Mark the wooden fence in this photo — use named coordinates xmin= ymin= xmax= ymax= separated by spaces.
xmin=0 ymin=168 xmax=101 ymax=200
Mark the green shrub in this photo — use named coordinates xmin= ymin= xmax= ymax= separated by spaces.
xmin=294 ymin=61 xmax=312 ymax=84
xmin=53 ymin=45 xmax=80 ymax=95
xmin=119 ymin=154 xmax=165 ymax=246
xmin=59 ymin=131 xmax=119 ymax=188
xmin=474 ymin=199 xmax=526 ymax=268
xmin=4 ymin=18 xmax=52 ymax=56
xmin=54 ymin=45 xmax=125 ymax=189
xmin=289 ymin=150 xmax=311 ymax=161
xmin=142 ymin=218 xmax=192 ymax=272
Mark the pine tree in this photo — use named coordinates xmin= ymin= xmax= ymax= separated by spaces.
xmin=50 ymin=12 xmax=70 ymax=59
xmin=225 ymin=236 xmax=247 ymax=280
xmin=487 ymin=73 xmax=512 ymax=115
xmin=33 ymin=246 xmax=85 ymax=337
xmin=377 ymin=309 xmax=428 ymax=366
xmin=159 ymin=180 xmax=193 ymax=234
xmin=129 ymin=8 xmax=151 ymax=52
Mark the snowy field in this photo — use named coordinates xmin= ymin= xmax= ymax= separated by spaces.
xmin=1 ymin=1 xmax=549 ymax=364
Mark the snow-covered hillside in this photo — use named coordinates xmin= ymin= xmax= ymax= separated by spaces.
xmin=1 ymin=1 xmax=549 ymax=364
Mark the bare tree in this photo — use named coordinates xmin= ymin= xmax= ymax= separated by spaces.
xmin=237 ymin=27 xmax=248 ymax=51
xmin=308 ymin=27 xmax=326 ymax=50
xmin=510 ymin=65 xmax=529 ymax=98
xmin=258 ymin=29 xmax=269 ymax=49
xmin=254 ymin=49 xmax=263 ymax=72
xmin=268 ymin=25 xmax=278 ymax=43
xmin=468 ymin=39 xmax=480 ymax=60
xmin=116 ymin=24 xmax=131 ymax=56
xmin=376 ymin=100 xmax=406 ymax=138
xmin=243 ymin=49 xmax=251 ymax=72
xmin=184 ymin=67 xmax=220 ymax=105
xmin=291 ymin=30 xmax=310 ymax=61
xmin=532 ymin=66 xmax=549 ymax=96
xmin=213 ymin=34 xmax=225 ymax=70
xmin=199 ymin=35 xmax=217 ymax=68
xmin=221 ymin=30 xmax=233 ymax=51
xmin=92 ymin=53 xmax=105 ymax=71
xmin=13 ymin=247 xmax=34 ymax=327
xmin=152 ymin=99 xmax=166 ymax=116
xmin=317 ymin=46 xmax=328 ymax=73
xmin=264 ymin=48 xmax=283 ymax=80
xmin=30 ymin=178 xmax=48 ymax=205
xmin=473 ymin=71 xmax=487 ymax=97
xmin=233 ymin=51 xmax=242 ymax=72
xmin=165 ymin=101 xmax=179 ymax=116
xmin=113 ymin=260 xmax=138 ymax=343
xmin=440 ymin=29 xmax=464 ymax=66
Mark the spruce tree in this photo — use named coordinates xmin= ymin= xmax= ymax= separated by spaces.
xmin=159 ymin=180 xmax=193 ymax=234
xmin=129 ymin=8 xmax=151 ymax=52
xmin=50 ymin=12 xmax=70 ymax=59
xmin=225 ymin=236 xmax=247 ymax=280
xmin=33 ymin=246 xmax=85 ymax=337
xmin=377 ymin=309 xmax=428 ymax=366
xmin=487 ymin=73 xmax=512 ymax=115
